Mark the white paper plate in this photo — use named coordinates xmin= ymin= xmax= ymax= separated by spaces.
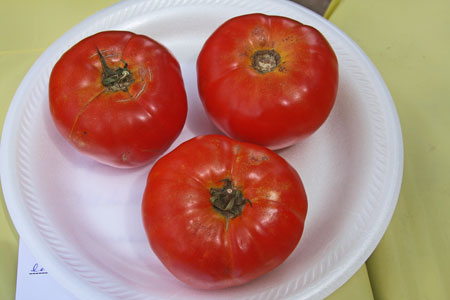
xmin=0 ymin=0 xmax=403 ymax=299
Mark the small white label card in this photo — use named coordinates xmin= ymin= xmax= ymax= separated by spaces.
xmin=15 ymin=238 xmax=77 ymax=300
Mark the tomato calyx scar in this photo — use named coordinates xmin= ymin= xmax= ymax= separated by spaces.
xmin=251 ymin=49 xmax=281 ymax=74
xmin=97 ymin=48 xmax=134 ymax=92
xmin=210 ymin=178 xmax=252 ymax=230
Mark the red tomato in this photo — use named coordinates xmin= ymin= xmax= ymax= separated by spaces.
xmin=197 ymin=14 xmax=338 ymax=149
xmin=142 ymin=135 xmax=308 ymax=289
xmin=49 ymin=31 xmax=187 ymax=168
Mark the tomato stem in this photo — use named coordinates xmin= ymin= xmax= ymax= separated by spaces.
xmin=96 ymin=48 xmax=134 ymax=92
xmin=251 ymin=49 xmax=281 ymax=74
xmin=210 ymin=179 xmax=252 ymax=230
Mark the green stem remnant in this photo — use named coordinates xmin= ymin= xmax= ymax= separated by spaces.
xmin=210 ymin=179 xmax=252 ymax=230
xmin=97 ymin=48 xmax=134 ymax=92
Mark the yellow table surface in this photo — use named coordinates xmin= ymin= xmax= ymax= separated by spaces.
xmin=0 ymin=0 xmax=449 ymax=299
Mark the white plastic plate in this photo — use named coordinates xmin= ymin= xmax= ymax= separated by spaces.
xmin=0 ymin=0 xmax=403 ymax=299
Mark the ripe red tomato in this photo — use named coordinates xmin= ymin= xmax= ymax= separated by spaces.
xmin=197 ymin=14 xmax=338 ymax=149
xmin=49 ymin=31 xmax=187 ymax=168
xmin=142 ymin=135 xmax=308 ymax=289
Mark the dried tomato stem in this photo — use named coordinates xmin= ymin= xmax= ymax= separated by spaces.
xmin=96 ymin=48 xmax=134 ymax=92
xmin=251 ymin=49 xmax=281 ymax=74
xmin=210 ymin=179 xmax=252 ymax=229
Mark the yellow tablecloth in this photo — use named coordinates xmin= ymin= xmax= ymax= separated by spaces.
xmin=1 ymin=0 xmax=449 ymax=299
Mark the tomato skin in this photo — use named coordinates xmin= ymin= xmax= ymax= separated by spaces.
xmin=197 ymin=14 xmax=338 ymax=149
xmin=49 ymin=31 xmax=187 ymax=168
xmin=142 ymin=135 xmax=307 ymax=289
